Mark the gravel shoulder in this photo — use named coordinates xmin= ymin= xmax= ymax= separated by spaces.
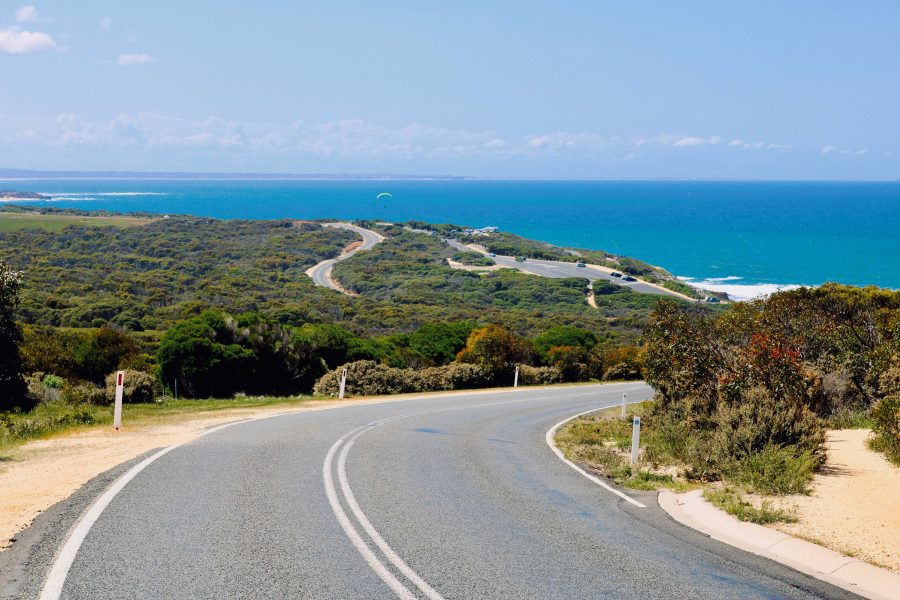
xmin=770 ymin=429 xmax=899 ymax=572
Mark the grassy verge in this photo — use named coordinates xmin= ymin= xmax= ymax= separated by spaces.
xmin=0 ymin=395 xmax=320 ymax=456
xmin=704 ymin=488 xmax=798 ymax=524
xmin=553 ymin=402 xmax=697 ymax=493
xmin=554 ymin=401 xmax=808 ymax=523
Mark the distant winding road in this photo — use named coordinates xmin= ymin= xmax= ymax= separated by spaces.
xmin=23 ymin=384 xmax=853 ymax=600
xmin=444 ymin=239 xmax=691 ymax=299
xmin=306 ymin=223 xmax=384 ymax=293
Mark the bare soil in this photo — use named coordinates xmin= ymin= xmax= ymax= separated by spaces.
xmin=771 ymin=429 xmax=900 ymax=572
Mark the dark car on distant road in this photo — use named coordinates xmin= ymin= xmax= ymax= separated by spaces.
xmin=577 ymin=261 xmax=586 ymax=267
xmin=622 ymin=275 xmax=637 ymax=282
xmin=610 ymin=271 xmax=622 ymax=278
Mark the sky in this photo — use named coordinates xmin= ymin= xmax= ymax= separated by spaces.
xmin=1 ymin=1 xmax=899 ymax=179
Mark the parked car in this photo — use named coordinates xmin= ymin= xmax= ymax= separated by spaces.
xmin=610 ymin=271 xmax=623 ymax=278
xmin=515 ymin=256 xmax=527 ymax=262
xmin=577 ymin=261 xmax=586 ymax=267
xmin=489 ymin=253 xmax=496 ymax=257
xmin=622 ymin=275 xmax=637 ymax=282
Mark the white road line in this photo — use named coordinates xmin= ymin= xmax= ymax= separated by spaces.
xmin=545 ymin=405 xmax=647 ymax=508
xmin=40 ymin=382 xmax=645 ymax=600
xmin=37 ymin=420 xmax=247 ymax=600
xmin=338 ymin=435 xmax=445 ymax=600
xmin=322 ymin=386 xmax=648 ymax=598
xmin=323 ymin=429 xmax=419 ymax=600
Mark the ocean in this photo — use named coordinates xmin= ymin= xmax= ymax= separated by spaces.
xmin=3 ymin=179 xmax=898 ymax=299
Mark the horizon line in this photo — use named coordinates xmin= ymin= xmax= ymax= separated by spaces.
xmin=0 ymin=167 xmax=898 ymax=183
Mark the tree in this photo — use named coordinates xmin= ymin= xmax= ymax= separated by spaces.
xmin=407 ymin=321 xmax=476 ymax=366
xmin=1 ymin=262 xmax=28 ymax=411
xmin=533 ymin=326 xmax=597 ymax=361
xmin=547 ymin=345 xmax=593 ymax=381
xmin=456 ymin=325 xmax=533 ymax=376
xmin=157 ymin=310 xmax=255 ymax=398
xmin=74 ymin=326 xmax=138 ymax=383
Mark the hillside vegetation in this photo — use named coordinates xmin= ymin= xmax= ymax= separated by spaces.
xmin=559 ymin=285 xmax=900 ymax=509
xmin=0 ymin=207 xmax=663 ymax=445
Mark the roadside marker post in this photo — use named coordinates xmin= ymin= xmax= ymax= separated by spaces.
xmin=113 ymin=370 xmax=125 ymax=431
xmin=621 ymin=392 xmax=627 ymax=418
xmin=514 ymin=365 xmax=520 ymax=388
xmin=631 ymin=416 xmax=641 ymax=466
xmin=338 ymin=368 xmax=348 ymax=399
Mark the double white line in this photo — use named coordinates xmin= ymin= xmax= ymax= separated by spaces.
xmin=320 ymin=386 xmax=647 ymax=599
xmin=323 ymin=415 xmax=445 ymax=600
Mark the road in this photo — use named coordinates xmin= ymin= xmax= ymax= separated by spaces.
xmin=306 ymin=223 xmax=384 ymax=292
xmin=24 ymin=384 xmax=853 ymax=600
xmin=444 ymin=239 xmax=683 ymax=298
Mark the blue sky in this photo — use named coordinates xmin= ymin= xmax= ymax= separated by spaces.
xmin=1 ymin=1 xmax=898 ymax=178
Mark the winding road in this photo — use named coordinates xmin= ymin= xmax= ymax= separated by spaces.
xmin=306 ymin=223 xmax=384 ymax=293
xmin=22 ymin=383 xmax=854 ymax=600
xmin=443 ymin=239 xmax=692 ymax=299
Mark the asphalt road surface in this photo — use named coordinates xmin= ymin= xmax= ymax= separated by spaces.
xmin=20 ymin=383 xmax=855 ymax=600
xmin=307 ymin=223 xmax=384 ymax=291
xmin=444 ymin=239 xmax=679 ymax=297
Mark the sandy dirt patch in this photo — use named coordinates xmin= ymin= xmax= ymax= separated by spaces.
xmin=771 ymin=429 xmax=899 ymax=572
xmin=446 ymin=259 xmax=504 ymax=272
xmin=341 ymin=240 xmax=363 ymax=255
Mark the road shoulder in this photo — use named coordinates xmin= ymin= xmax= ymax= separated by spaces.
xmin=658 ymin=489 xmax=900 ymax=600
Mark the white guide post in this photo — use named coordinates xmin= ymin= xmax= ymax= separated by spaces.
xmin=513 ymin=365 xmax=520 ymax=388
xmin=621 ymin=392 xmax=627 ymax=418
xmin=338 ymin=367 xmax=348 ymax=399
xmin=631 ymin=416 xmax=641 ymax=466
xmin=113 ymin=370 xmax=125 ymax=431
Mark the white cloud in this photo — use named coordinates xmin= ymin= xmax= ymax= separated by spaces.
xmin=117 ymin=53 xmax=156 ymax=66
xmin=673 ymin=136 xmax=709 ymax=147
xmin=100 ymin=16 xmax=112 ymax=30
xmin=728 ymin=139 xmax=744 ymax=147
xmin=0 ymin=26 xmax=56 ymax=54
xmin=854 ymin=148 xmax=868 ymax=156
xmin=709 ymin=135 xmax=722 ymax=145
xmin=821 ymin=145 xmax=836 ymax=154
xmin=485 ymin=138 xmax=506 ymax=148
xmin=15 ymin=5 xmax=38 ymax=23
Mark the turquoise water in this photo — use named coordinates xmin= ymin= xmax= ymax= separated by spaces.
xmin=5 ymin=179 xmax=899 ymax=291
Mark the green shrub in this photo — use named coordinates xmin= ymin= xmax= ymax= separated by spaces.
xmin=419 ymin=362 xmax=492 ymax=391
xmin=712 ymin=386 xmax=826 ymax=469
xmin=870 ymin=393 xmax=900 ymax=464
xmin=603 ymin=362 xmax=642 ymax=381
xmin=313 ymin=361 xmax=424 ymax=397
xmin=42 ymin=374 xmax=66 ymax=389
xmin=725 ymin=445 xmax=819 ymax=495
xmin=105 ymin=369 xmax=156 ymax=404
xmin=704 ymin=488 xmax=797 ymax=524
xmin=518 ymin=365 xmax=563 ymax=385
xmin=61 ymin=383 xmax=107 ymax=405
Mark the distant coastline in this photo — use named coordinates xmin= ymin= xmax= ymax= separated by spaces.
xmin=2 ymin=178 xmax=897 ymax=293
xmin=1 ymin=168 xmax=898 ymax=182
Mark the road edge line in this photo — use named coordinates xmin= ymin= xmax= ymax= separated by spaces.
xmin=545 ymin=406 xmax=647 ymax=508
xmin=36 ymin=419 xmax=247 ymax=600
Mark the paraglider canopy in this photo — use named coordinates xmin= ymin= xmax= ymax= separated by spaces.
xmin=376 ymin=192 xmax=392 ymax=200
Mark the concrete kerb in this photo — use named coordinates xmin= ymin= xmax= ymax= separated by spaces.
xmin=658 ymin=489 xmax=900 ymax=600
